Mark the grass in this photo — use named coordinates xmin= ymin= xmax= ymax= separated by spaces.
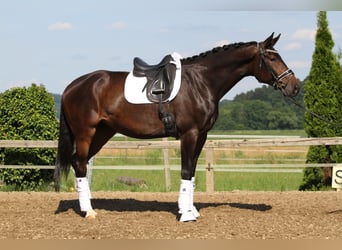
xmin=93 ymin=170 xmax=304 ymax=192
xmin=58 ymin=169 xmax=303 ymax=192
xmin=214 ymin=171 xmax=303 ymax=191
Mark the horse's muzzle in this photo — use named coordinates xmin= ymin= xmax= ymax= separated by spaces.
xmin=282 ymin=77 xmax=300 ymax=97
xmin=292 ymin=81 xmax=301 ymax=96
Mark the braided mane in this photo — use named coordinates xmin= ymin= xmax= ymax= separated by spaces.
xmin=181 ymin=41 xmax=257 ymax=63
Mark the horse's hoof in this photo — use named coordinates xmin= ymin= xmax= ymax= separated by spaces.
xmin=192 ymin=206 xmax=200 ymax=218
xmin=179 ymin=210 xmax=197 ymax=222
xmin=85 ymin=210 xmax=98 ymax=219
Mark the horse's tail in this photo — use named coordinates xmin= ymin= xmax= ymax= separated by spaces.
xmin=54 ymin=103 xmax=74 ymax=192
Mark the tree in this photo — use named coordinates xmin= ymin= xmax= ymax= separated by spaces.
xmin=0 ymin=84 xmax=58 ymax=190
xmin=300 ymin=11 xmax=342 ymax=190
xmin=213 ymin=84 xmax=304 ymax=130
xmin=244 ymin=100 xmax=272 ymax=129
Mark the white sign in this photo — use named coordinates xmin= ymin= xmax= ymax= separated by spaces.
xmin=332 ymin=164 xmax=342 ymax=189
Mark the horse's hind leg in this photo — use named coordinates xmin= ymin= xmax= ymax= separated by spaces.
xmin=88 ymin=122 xmax=116 ymax=159
xmin=73 ymin=123 xmax=116 ymax=219
xmin=72 ymin=128 xmax=98 ymax=219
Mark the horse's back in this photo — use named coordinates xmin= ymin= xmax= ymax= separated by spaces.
xmin=61 ymin=70 xmax=129 ymax=123
xmin=63 ymin=70 xmax=128 ymax=98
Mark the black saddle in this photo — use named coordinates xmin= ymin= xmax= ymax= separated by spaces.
xmin=133 ymin=55 xmax=177 ymax=103
xmin=132 ymin=54 xmax=178 ymax=137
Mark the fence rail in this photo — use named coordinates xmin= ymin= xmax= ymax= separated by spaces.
xmin=1 ymin=137 xmax=342 ymax=191
xmin=1 ymin=136 xmax=342 ymax=149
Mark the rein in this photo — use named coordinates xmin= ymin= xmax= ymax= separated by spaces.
xmin=287 ymin=96 xmax=342 ymax=127
xmin=258 ymin=43 xmax=294 ymax=90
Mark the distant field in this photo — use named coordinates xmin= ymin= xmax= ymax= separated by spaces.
xmin=58 ymin=130 xmax=308 ymax=192
xmin=208 ymin=129 xmax=306 ymax=137
xmin=108 ymin=130 xmax=307 ymax=141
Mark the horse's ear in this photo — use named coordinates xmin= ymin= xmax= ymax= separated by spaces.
xmin=272 ymin=33 xmax=281 ymax=46
xmin=263 ymin=32 xmax=281 ymax=48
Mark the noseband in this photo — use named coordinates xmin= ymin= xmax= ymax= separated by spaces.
xmin=258 ymin=43 xmax=294 ymax=90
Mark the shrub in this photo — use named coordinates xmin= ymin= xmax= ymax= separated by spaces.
xmin=0 ymin=84 xmax=58 ymax=190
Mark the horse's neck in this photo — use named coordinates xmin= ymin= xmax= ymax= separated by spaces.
xmin=202 ymin=45 xmax=257 ymax=100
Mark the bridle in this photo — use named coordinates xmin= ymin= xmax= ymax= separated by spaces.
xmin=257 ymin=43 xmax=342 ymax=127
xmin=258 ymin=43 xmax=294 ymax=90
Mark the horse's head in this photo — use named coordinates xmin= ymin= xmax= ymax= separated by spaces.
xmin=254 ymin=33 xmax=300 ymax=97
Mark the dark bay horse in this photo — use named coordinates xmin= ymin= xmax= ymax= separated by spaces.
xmin=54 ymin=33 xmax=300 ymax=221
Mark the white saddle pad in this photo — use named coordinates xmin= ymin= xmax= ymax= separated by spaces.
xmin=124 ymin=52 xmax=182 ymax=104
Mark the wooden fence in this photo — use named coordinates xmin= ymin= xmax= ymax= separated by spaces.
xmin=1 ymin=137 xmax=342 ymax=192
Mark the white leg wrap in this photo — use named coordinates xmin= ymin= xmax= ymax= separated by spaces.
xmin=178 ymin=179 xmax=192 ymax=213
xmin=191 ymin=177 xmax=200 ymax=218
xmin=76 ymin=177 xmax=93 ymax=212
xmin=178 ymin=179 xmax=197 ymax=222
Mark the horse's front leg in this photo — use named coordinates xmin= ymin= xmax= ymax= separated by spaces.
xmin=178 ymin=131 xmax=207 ymax=222
xmin=72 ymin=139 xmax=97 ymax=219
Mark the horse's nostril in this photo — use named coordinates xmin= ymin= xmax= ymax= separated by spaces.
xmin=293 ymin=83 xmax=300 ymax=95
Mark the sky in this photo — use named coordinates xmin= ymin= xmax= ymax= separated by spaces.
xmin=1 ymin=0 xmax=342 ymax=100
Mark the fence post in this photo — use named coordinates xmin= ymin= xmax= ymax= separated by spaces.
xmin=163 ymin=138 xmax=171 ymax=191
xmin=205 ymin=147 xmax=215 ymax=193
